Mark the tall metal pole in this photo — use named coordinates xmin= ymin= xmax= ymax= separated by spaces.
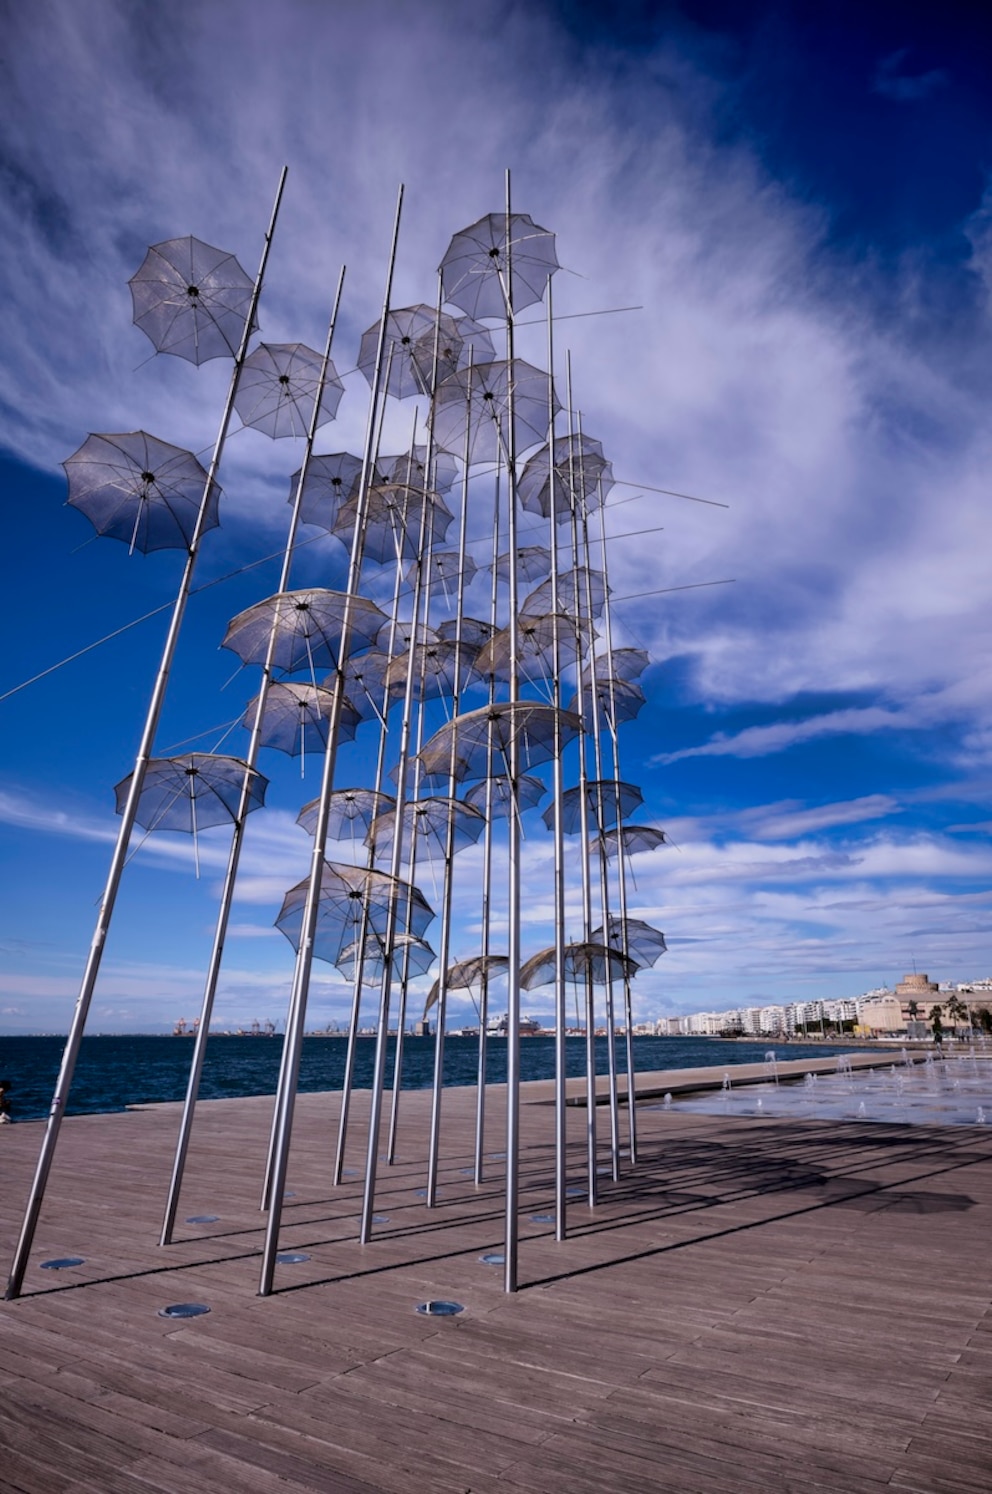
xmin=161 ymin=260 xmax=345 ymax=1245
xmin=258 ymin=185 xmax=404 ymax=1297
xmin=6 ymin=166 xmax=288 ymax=1302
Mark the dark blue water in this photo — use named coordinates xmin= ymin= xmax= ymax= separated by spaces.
xmin=0 ymin=1034 xmax=871 ymax=1122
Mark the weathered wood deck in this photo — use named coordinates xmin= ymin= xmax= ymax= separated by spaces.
xmin=2 ymin=1071 xmax=990 ymax=1492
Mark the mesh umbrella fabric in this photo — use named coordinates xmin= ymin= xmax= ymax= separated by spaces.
xmin=432 ymin=360 xmax=559 ymax=464
xmin=335 ymin=650 xmax=392 ymax=720
xmin=358 ymin=305 xmax=464 ymax=399
xmin=292 ymin=452 xmax=367 ymax=532
xmin=367 ymin=797 xmax=486 ymax=862
xmin=494 ymin=547 xmax=551 ymax=584
xmin=517 ymin=434 xmax=615 ymax=520
xmin=476 ymin=613 xmax=587 ymax=684
xmin=570 ymin=678 xmax=647 ymax=731
xmin=439 ymin=213 xmax=559 ymax=320
xmin=297 ymin=788 xmax=395 ymax=841
xmin=418 ymin=702 xmax=582 ymax=784
xmin=335 ymin=932 xmax=436 ymax=982
xmin=115 ymin=753 xmax=267 ymax=833
xmin=379 ymin=447 xmax=459 ymax=496
xmin=598 ymin=825 xmax=669 ymax=858
xmin=464 ymin=774 xmax=547 ymax=818
xmin=378 ymin=620 xmax=439 ymax=653
xmin=520 ymin=941 xmax=637 ymax=989
xmin=590 ymin=917 xmax=667 ymax=968
xmin=128 ymin=236 xmax=256 ymax=365
xmin=64 ymin=431 xmax=219 ymax=554
xmin=522 ymin=566 xmax=607 ymax=619
xmin=334 ymin=484 xmax=454 ymax=564
xmin=425 ymin=954 xmax=509 ymax=1016
xmin=580 ymin=648 xmax=650 ymax=687
xmin=241 ymin=681 xmax=359 ymax=756
xmin=454 ymin=317 xmax=497 ymax=367
xmin=437 ymin=616 xmax=495 ymax=649
xmin=405 ymin=551 xmax=478 ymax=597
xmin=384 ymin=640 xmax=481 ymax=702
xmin=233 ymin=343 xmax=344 ymax=440
xmin=222 ymin=589 xmax=386 ymax=673
xmin=275 ymin=860 xmax=434 ymax=964
xmin=543 ymin=779 xmax=644 ymax=835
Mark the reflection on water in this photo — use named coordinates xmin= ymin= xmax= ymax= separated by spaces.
xmin=651 ymin=1052 xmax=992 ymax=1127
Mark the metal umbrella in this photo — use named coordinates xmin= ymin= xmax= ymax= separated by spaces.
xmin=379 ymin=446 xmax=460 ymax=496
xmin=297 ymin=788 xmax=395 ymax=843
xmin=580 ymin=648 xmax=650 ymax=687
xmin=424 ymin=954 xmax=509 ymax=1017
xmin=543 ymin=779 xmax=644 ymax=834
xmin=128 ymin=235 xmax=256 ymax=364
xmin=495 ymin=546 xmax=551 ymax=584
xmin=358 ymin=305 xmax=464 ymax=398
xmin=335 ymin=931 xmax=436 ymax=983
xmin=476 ymin=613 xmax=588 ymax=686
xmin=599 ymin=825 xmax=669 ymax=858
xmin=591 ymin=917 xmax=667 ymax=968
xmin=418 ymin=701 xmax=582 ymax=784
xmin=241 ymin=681 xmax=360 ymax=764
xmin=366 ymin=797 xmax=486 ymax=864
xmin=222 ymin=589 xmax=386 ymax=676
xmin=334 ymin=649 xmax=392 ymax=722
xmin=439 ymin=212 xmax=559 ymax=319
xmin=437 ymin=616 xmax=495 ymax=649
xmin=64 ymin=431 xmax=219 ymax=554
xmin=292 ymin=452 xmax=367 ymax=532
xmin=114 ymin=752 xmax=267 ymax=877
xmin=522 ymin=565 xmax=607 ymax=619
xmin=405 ymin=551 xmax=478 ymax=605
xmin=517 ymin=433 xmax=615 ymax=520
xmin=275 ymin=860 xmax=434 ymax=965
xmin=384 ymin=639 xmax=481 ymax=702
xmin=432 ymin=360 xmax=560 ymax=464
xmin=454 ymin=317 xmax=497 ymax=367
xmin=570 ymin=678 xmax=647 ymax=732
xmin=520 ymin=941 xmax=638 ymax=990
xmin=334 ymin=483 xmax=454 ymax=565
xmin=465 ymin=773 xmax=547 ymax=818
xmin=233 ymin=343 xmax=344 ymax=439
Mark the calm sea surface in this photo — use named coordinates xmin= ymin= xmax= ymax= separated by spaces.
xmin=0 ymin=1034 xmax=870 ymax=1122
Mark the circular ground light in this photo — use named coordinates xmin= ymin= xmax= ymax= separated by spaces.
xmin=276 ymin=1252 xmax=310 ymax=1265
xmin=185 ymin=1215 xmax=219 ymax=1224
xmin=372 ymin=1214 xmax=390 ymax=1224
xmin=40 ymin=1257 xmax=84 ymax=1270
xmin=479 ymin=1252 xmax=505 ymax=1266
xmin=415 ymin=1188 xmax=429 ymax=1197
xmin=415 ymin=1300 xmax=464 ymax=1316
xmin=158 ymin=1302 xmax=210 ymax=1319
xmin=530 ymin=1214 xmax=555 ymax=1224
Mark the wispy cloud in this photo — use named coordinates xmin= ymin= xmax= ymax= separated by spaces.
xmin=873 ymin=49 xmax=949 ymax=103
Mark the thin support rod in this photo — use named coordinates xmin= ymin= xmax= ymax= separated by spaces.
xmin=6 ymin=165 xmax=288 ymax=1301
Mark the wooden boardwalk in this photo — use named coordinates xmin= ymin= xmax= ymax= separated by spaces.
xmin=2 ymin=1073 xmax=991 ymax=1492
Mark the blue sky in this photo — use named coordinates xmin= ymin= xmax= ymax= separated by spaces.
xmin=2 ymin=0 xmax=992 ymax=1033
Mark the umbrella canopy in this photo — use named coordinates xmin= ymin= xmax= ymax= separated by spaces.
xmin=570 ymin=678 xmax=647 ymax=732
xmin=297 ymin=788 xmax=395 ymax=842
xmin=115 ymin=753 xmax=267 ymax=833
xmin=464 ymin=773 xmax=547 ymax=818
xmin=476 ymin=612 xmax=587 ymax=684
xmin=439 ymin=212 xmax=559 ymax=320
xmin=335 ymin=649 xmax=392 ymax=721
xmin=520 ymin=941 xmax=638 ymax=989
xmin=233 ymin=343 xmax=344 ymax=439
xmin=580 ymin=648 xmax=651 ymax=688
xmin=517 ymin=433 xmax=615 ymax=520
xmin=591 ymin=917 xmax=667 ymax=968
xmin=494 ymin=546 xmax=551 ymax=584
xmin=522 ymin=565 xmax=607 ymax=619
xmin=367 ymin=797 xmax=486 ymax=862
xmin=292 ymin=452 xmax=366 ymax=532
xmin=334 ymin=483 xmax=454 ymax=565
xmin=425 ymin=953 xmax=509 ymax=1016
xmin=543 ymin=779 xmax=644 ymax=835
xmin=453 ymin=317 xmax=497 ymax=367
xmin=64 ymin=431 xmax=218 ymax=554
xmin=405 ymin=551 xmax=478 ymax=601
xmin=432 ymin=360 xmax=559 ymax=464
xmin=418 ymin=701 xmax=582 ymax=784
xmin=242 ymin=681 xmax=360 ymax=757
xmin=276 ymin=860 xmax=434 ymax=964
xmin=437 ymin=616 xmax=496 ymax=649
xmin=336 ymin=931 xmax=436 ymax=982
xmin=128 ymin=235 xmax=256 ymax=364
xmin=379 ymin=447 xmax=460 ymax=496
xmin=598 ymin=825 xmax=669 ymax=858
xmin=222 ymin=589 xmax=386 ymax=675
xmin=384 ymin=640 xmax=481 ymax=702
xmin=358 ymin=305 xmax=464 ymax=399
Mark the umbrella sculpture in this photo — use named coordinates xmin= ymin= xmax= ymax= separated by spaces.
xmin=599 ymin=825 xmax=669 ymax=858
xmin=437 ymin=616 xmax=495 ymax=648
xmin=358 ymin=305 xmax=464 ymax=399
xmin=334 ymin=483 xmax=454 ymax=565
xmin=439 ymin=211 xmax=559 ymax=319
xmin=128 ymin=234 xmax=256 ymax=364
xmin=241 ymin=681 xmax=360 ymax=770
xmin=276 ymin=861 xmax=434 ymax=965
xmin=424 ymin=954 xmax=510 ymax=1018
xmin=522 ymin=564 xmax=607 ymax=619
xmin=580 ymin=648 xmax=651 ymax=687
xmin=335 ymin=649 xmax=393 ymax=722
xmin=292 ymin=451 xmax=367 ymax=532
xmin=570 ymin=678 xmax=647 ymax=732
xmin=233 ymin=342 xmax=345 ymax=439
xmin=406 ymin=551 xmax=479 ymax=604
xmin=453 ymin=316 xmax=497 ymax=366
xmin=64 ymin=431 xmax=219 ymax=554
xmin=222 ymin=589 xmax=386 ymax=677
xmin=543 ymin=779 xmax=644 ymax=834
xmin=476 ymin=612 xmax=588 ymax=687
xmin=297 ymin=787 xmax=396 ymax=844
xmin=517 ymin=433 xmax=615 ymax=520
xmin=384 ymin=639 xmax=481 ymax=702
xmin=494 ymin=546 xmax=552 ymax=584
xmin=366 ymin=797 xmax=486 ymax=864
xmin=417 ymin=701 xmax=583 ymax=784
xmin=114 ymin=752 xmax=267 ymax=876
xmin=432 ymin=360 xmax=560 ymax=465
xmin=520 ymin=941 xmax=639 ymax=990
xmin=464 ymin=774 xmax=547 ymax=818
xmin=335 ymin=932 xmax=436 ymax=983
xmin=590 ymin=917 xmax=667 ymax=969
xmin=379 ymin=446 xmax=460 ymax=496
